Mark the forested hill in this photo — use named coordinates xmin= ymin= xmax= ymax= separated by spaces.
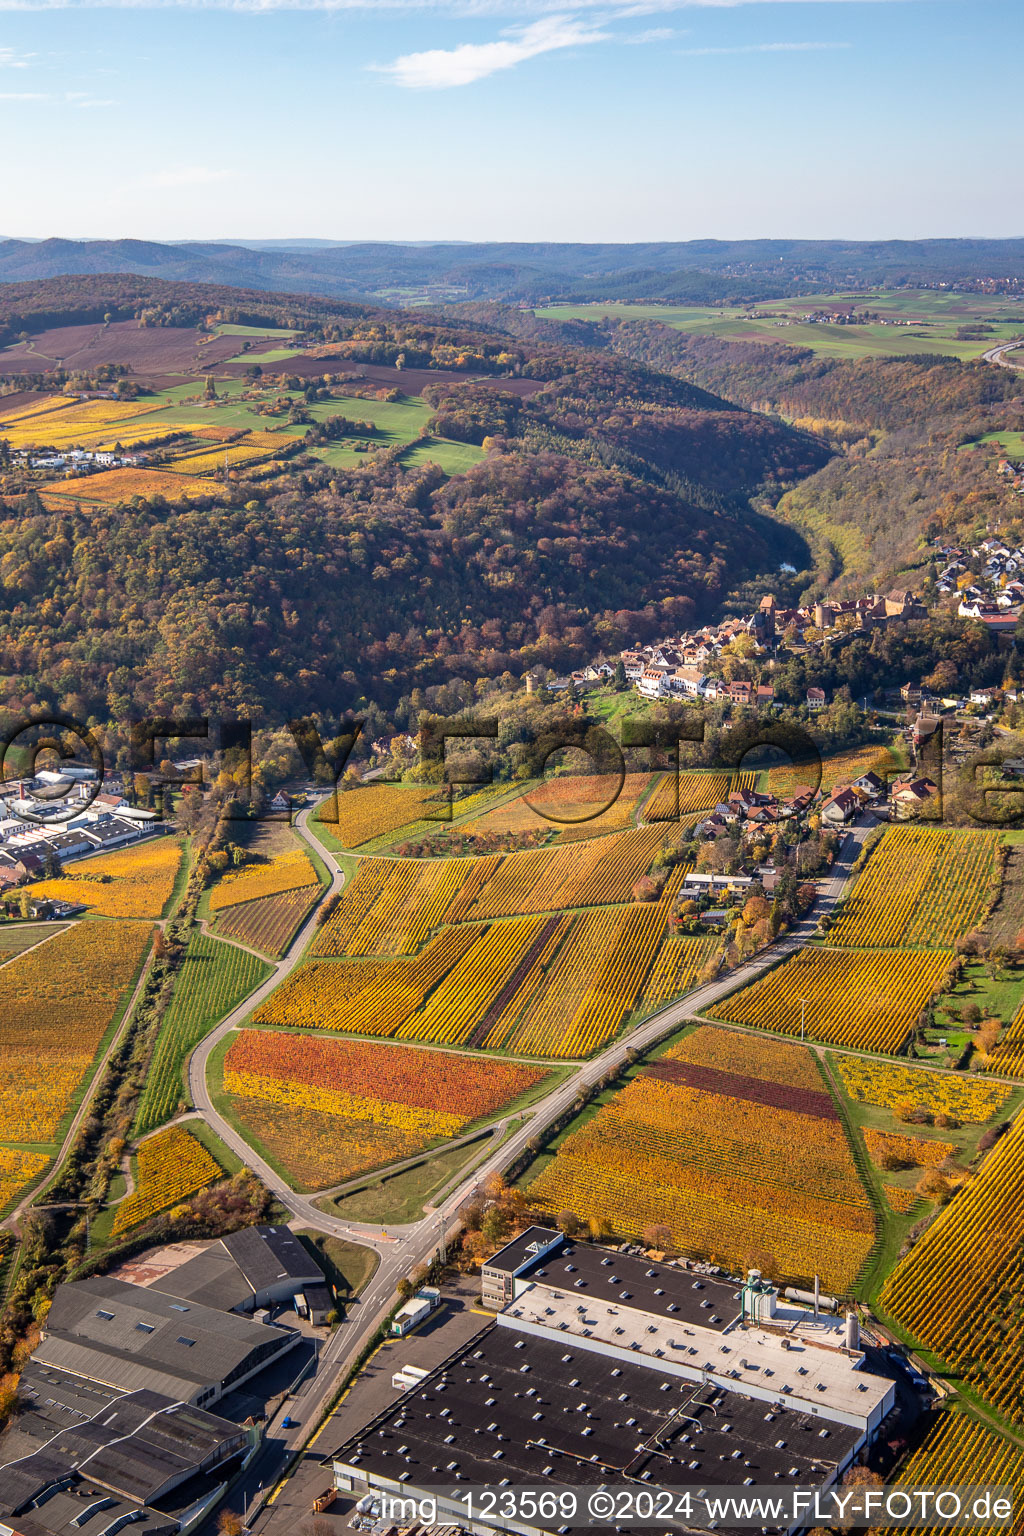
xmin=5 ymin=236 xmax=1024 ymax=304
xmin=0 ymin=277 xmax=829 ymax=725
xmin=575 ymin=311 xmax=1024 ymax=593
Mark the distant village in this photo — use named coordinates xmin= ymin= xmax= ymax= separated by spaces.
xmin=943 ymin=531 xmax=1024 ymax=619
xmin=563 ymin=590 xmax=928 ymax=711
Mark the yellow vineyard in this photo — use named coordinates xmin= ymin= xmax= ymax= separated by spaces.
xmin=31 ymin=837 xmax=183 ymax=919
xmin=835 ymin=1055 xmax=1012 ymax=1121
xmin=711 ymin=945 xmax=953 ymax=1054
xmin=827 ymin=826 xmax=1000 ymax=949
xmin=113 ymin=1126 xmax=222 ymax=1236
xmin=0 ymin=921 xmax=153 ymax=1141
xmin=209 ymin=844 xmax=318 ymax=911
xmin=882 ymin=1116 xmax=1024 ymax=1425
xmin=877 ymin=1413 xmax=1024 ymax=1536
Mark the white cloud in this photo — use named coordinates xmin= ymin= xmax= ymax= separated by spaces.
xmin=676 ymin=39 xmax=852 ymax=53
xmin=374 ymin=12 xmax=606 ymax=87
xmin=622 ymin=24 xmax=676 ymax=41
xmin=138 ymin=165 xmax=230 ymax=186
xmin=0 ymin=45 xmax=30 ymax=62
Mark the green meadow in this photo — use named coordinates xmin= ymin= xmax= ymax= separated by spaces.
xmin=537 ymin=289 xmax=1024 ymax=362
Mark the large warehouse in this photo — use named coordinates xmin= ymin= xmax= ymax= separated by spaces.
xmin=332 ymin=1235 xmax=897 ymax=1536
xmin=0 ymin=1387 xmax=257 ymax=1536
xmin=30 ymin=1275 xmax=301 ymax=1410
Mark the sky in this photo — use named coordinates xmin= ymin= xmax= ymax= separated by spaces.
xmin=0 ymin=0 xmax=1021 ymax=242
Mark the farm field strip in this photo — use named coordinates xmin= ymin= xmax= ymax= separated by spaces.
xmin=644 ymin=771 xmax=758 ymax=822
xmin=528 ymin=1024 xmax=874 ymax=1291
xmin=882 ymin=1114 xmax=1024 ymax=1425
xmin=711 ymin=944 xmax=953 ymax=1054
xmin=464 ymin=824 xmax=669 ymax=919
xmin=42 ymin=468 xmax=224 ymax=505
xmin=834 ymin=1055 xmax=1012 ymax=1120
xmin=462 ymin=772 xmax=654 ymax=840
xmin=827 ymin=826 xmax=1000 ymax=949
xmin=0 ymin=1146 xmax=51 ymax=1215
xmin=877 ymin=1413 xmax=1024 ymax=1536
xmin=136 ymin=933 xmax=272 ymax=1136
xmin=315 ymin=783 xmax=446 ymax=848
xmin=221 ymin=1031 xmax=546 ymax=1189
xmin=254 ymin=926 xmax=480 ymax=1035
xmin=214 ymin=885 xmax=321 ymax=956
xmin=209 ymin=844 xmax=319 ymax=911
xmin=395 ymin=914 xmax=552 ymax=1046
xmin=640 ymin=932 xmax=720 ymax=1012
xmin=113 ymin=1126 xmax=222 ymax=1236
xmin=312 ymin=856 xmax=473 ymax=956
xmin=31 ymin=836 xmax=184 ymax=919
xmin=0 ymin=920 xmax=153 ymax=1143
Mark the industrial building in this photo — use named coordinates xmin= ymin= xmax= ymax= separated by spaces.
xmin=0 ymin=1387 xmax=257 ymax=1536
xmin=332 ymin=1234 xmax=897 ymax=1536
xmin=0 ymin=1227 xmax=333 ymax=1535
xmin=149 ymin=1224 xmax=328 ymax=1317
xmin=30 ymin=1275 xmax=301 ymax=1411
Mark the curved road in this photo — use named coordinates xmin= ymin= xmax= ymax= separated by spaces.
xmin=983 ymin=340 xmax=1024 ymax=370
xmin=186 ymin=814 xmax=874 ymax=1528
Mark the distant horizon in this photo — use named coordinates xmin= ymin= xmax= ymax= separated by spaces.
xmin=5 ymin=234 xmax=1024 ymax=249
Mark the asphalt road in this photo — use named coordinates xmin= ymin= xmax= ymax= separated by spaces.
xmin=188 ymin=815 xmax=876 ymax=1531
xmin=983 ymin=340 xmax=1024 ymax=369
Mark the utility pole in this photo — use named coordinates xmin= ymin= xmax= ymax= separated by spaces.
xmin=796 ymin=996 xmax=810 ymax=1042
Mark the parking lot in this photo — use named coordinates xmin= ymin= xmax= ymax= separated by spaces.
xmin=253 ymin=1276 xmax=492 ymax=1536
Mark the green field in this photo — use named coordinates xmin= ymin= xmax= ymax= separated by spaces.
xmin=537 ymin=289 xmax=1024 ymax=361
xmin=136 ymin=386 xmax=480 ymax=478
xmin=135 ymin=932 xmax=272 ymax=1136
xmin=401 ymin=437 xmax=485 ymax=475
xmin=215 ymin=323 xmax=298 ymax=340
xmin=283 ymin=393 xmax=435 ymax=442
xmin=295 ymin=1229 xmax=378 ymax=1309
xmin=962 ymin=430 xmax=1024 ymax=458
xmin=321 ymin=1136 xmax=494 ymax=1225
xmin=239 ymin=347 xmax=301 ymax=366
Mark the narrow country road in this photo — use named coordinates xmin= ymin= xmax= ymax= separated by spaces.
xmin=199 ymin=817 xmax=877 ymax=1530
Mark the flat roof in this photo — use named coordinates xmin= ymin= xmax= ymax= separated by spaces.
xmin=505 ymin=1288 xmax=892 ymax=1425
xmin=334 ymin=1322 xmax=859 ymax=1533
xmin=483 ymin=1227 xmax=562 ymax=1277
xmin=526 ymin=1244 xmax=742 ymax=1333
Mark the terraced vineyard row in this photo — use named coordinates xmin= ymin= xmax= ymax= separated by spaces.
xmin=711 ymin=945 xmax=953 ymax=1054
xmin=827 ymin=826 xmax=1000 ymax=949
xmin=528 ymin=1025 xmax=874 ymax=1291
xmin=882 ymin=1116 xmax=1024 ymax=1425
xmin=215 ymin=885 xmax=321 ymax=956
xmin=136 ymin=933 xmax=272 ymax=1135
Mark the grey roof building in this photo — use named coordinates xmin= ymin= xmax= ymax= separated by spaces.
xmin=35 ymin=1275 xmax=300 ymax=1409
xmin=153 ymin=1224 xmax=327 ymax=1315
xmin=0 ymin=1387 xmax=254 ymax=1536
